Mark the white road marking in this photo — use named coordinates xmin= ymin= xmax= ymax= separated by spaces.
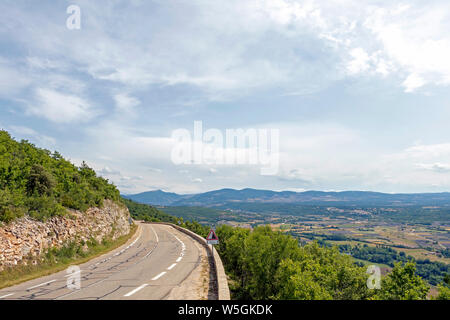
xmin=170 ymin=233 xmax=186 ymax=265
xmin=167 ymin=263 xmax=177 ymax=270
xmin=0 ymin=293 xmax=14 ymax=299
xmin=56 ymin=224 xmax=157 ymax=300
xmin=88 ymin=233 xmax=142 ymax=269
xmin=152 ymin=271 xmax=167 ymax=281
xmin=64 ymin=270 xmax=81 ymax=278
xmin=150 ymin=226 xmax=159 ymax=242
xmin=124 ymin=283 xmax=148 ymax=297
xmin=27 ymin=279 xmax=56 ymax=290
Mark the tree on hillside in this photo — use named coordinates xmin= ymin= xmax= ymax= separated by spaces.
xmin=242 ymin=226 xmax=300 ymax=299
xmin=0 ymin=130 xmax=121 ymax=222
xmin=26 ymin=164 xmax=56 ymax=196
xmin=434 ymin=274 xmax=450 ymax=300
xmin=436 ymin=284 xmax=450 ymax=300
xmin=376 ymin=262 xmax=429 ymax=300
xmin=275 ymin=243 xmax=370 ymax=300
xmin=216 ymin=225 xmax=371 ymax=300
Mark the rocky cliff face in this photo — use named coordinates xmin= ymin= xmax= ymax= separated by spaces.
xmin=0 ymin=200 xmax=130 ymax=271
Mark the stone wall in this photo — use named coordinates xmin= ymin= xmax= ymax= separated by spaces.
xmin=0 ymin=200 xmax=130 ymax=271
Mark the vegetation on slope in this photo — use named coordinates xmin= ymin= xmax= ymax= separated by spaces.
xmin=216 ymin=225 xmax=449 ymax=300
xmin=0 ymin=130 xmax=120 ymax=222
xmin=122 ymin=198 xmax=177 ymax=223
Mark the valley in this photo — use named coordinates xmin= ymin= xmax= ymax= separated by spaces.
xmin=126 ymin=189 xmax=450 ymax=286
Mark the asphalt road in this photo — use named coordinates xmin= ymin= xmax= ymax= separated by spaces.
xmin=0 ymin=223 xmax=208 ymax=300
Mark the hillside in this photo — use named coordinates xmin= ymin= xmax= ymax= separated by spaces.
xmin=0 ymin=130 xmax=120 ymax=223
xmin=122 ymin=190 xmax=186 ymax=206
xmin=125 ymin=188 xmax=450 ymax=207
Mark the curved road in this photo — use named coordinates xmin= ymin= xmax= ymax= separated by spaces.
xmin=0 ymin=223 xmax=211 ymax=300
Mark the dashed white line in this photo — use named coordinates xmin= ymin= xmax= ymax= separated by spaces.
xmin=171 ymin=233 xmax=186 ymax=265
xmin=124 ymin=283 xmax=148 ymax=297
xmin=27 ymin=279 xmax=56 ymax=290
xmin=88 ymin=233 xmax=142 ymax=269
xmin=0 ymin=293 xmax=14 ymax=299
xmin=152 ymin=271 xmax=167 ymax=281
xmin=167 ymin=263 xmax=177 ymax=270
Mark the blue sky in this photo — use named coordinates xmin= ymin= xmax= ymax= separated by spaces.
xmin=1 ymin=0 xmax=450 ymax=194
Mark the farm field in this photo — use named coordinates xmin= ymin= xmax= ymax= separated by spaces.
xmin=163 ymin=204 xmax=450 ymax=266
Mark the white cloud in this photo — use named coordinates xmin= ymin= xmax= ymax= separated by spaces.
xmin=404 ymin=143 xmax=450 ymax=159
xmin=114 ymin=93 xmax=140 ymax=112
xmin=416 ymin=163 xmax=450 ymax=173
xmin=28 ymin=88 xmax=96 ymax=123
xmin=98 ymin=166 xmax=121 ymax=176
xmin=3 ymin=0 xmax=449 ymax=99
xmin=7 ymin=125 xmax=56 ymax=149
xmin=0 ymin=58 xmax=31 ymax=96
xmin=364 ymin=2 xmax=450 ymax=91
xmin=347 ymin=48 xmax=370 ymax=74
xmin=402 ymin=73 xmax=425 ymax=92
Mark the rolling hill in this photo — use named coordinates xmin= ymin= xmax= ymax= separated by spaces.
xmin=123 ymin=188 xmax=450 ymax=207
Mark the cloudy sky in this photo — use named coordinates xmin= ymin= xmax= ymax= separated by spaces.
xmin=1 ymin=0 xmax=450 ymax=194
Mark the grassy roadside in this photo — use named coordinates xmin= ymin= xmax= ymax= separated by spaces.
xmin=0 ymin=223 xmax=138 ymax=290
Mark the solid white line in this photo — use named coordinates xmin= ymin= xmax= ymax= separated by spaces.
xmin=176 ymin=257 xmax=182 ymax=262
xmin=0 ymin=293 xmax=14 ymax=299
xmin=152 ymin=271 xmax=167 ymax=281
xmin=167 ymin=263 xmax=177 ymax=270
xmin=27 ymin=279 xmax=56 ymax=290
xmin=124 ymin=284 xmax=148 ymax=297
xmin=150 ymin=226 xmax=159 ymax=242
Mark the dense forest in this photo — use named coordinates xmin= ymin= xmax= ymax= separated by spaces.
xmin=0 ymin=130 xmax=120 ymax=222
xmin=216 ymin=225 xmax=450 ymax=300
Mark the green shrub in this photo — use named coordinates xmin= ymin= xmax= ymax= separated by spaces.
xmin=0 ymin=130 xmax=121 ymax=222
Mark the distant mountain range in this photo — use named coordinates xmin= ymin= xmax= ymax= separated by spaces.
xmin=123 ymin=188 xmax=450 ymax=207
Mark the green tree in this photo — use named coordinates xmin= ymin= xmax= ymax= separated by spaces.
xmin=436 ymin=284 xmax=450 ymax=300
xmin=275 ymin=258 xmax=333 ymax=300
xmin=26 ymin=164 xmax=56 ymax=196
xmin=0 ymin=130 xmax=122 ymax=222
xmin=275 ymin=243 xmax=370 ymax=300
xmin=216 ymin=225 xmax=371 ymax=300
xmin=240 ymin=226 xmax=300 ymax=299
xmin=376 ymin=262 xmax=429 ymax=300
